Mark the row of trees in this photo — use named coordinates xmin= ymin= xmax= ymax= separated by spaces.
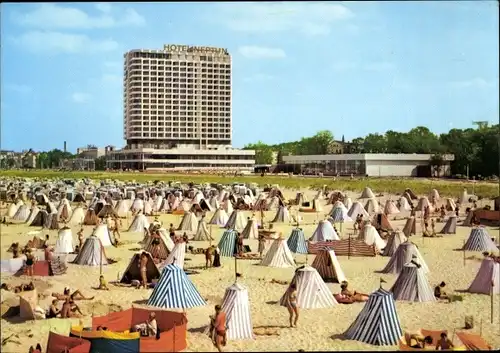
xmin=1 ymin=149 xmax=108 ymax=170
xmin=244 ymin=124 xmax=499 ymax=178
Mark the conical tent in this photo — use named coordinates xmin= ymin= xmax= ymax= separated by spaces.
xmin=343 ymin=288 xmax=403 ymax=346
xmin=398 ymin=197 xmax=411 ymax=212
xmin=30 ymin=209 xmax=48 ymax=227
xmin=467 ymin=258 xmax=500 ymax=295
xmin=390 ymin=263 xmax=436 ymax=302
xmin=344 ymin=197 xmax=353 ymax=210
xmin=311 ymin=248 xmax=346 ymax=283
xmin=402 ymin=217 xmax=417 ymax=237
xmin=364 ymin=198 xmax=381 ymax=214
xmin=279 ymin=265 xmax=337 ymax=309
xmin=128 ymin=213 xmax=150 ymax=233
xmin=12 ymin=205 xmax=30 ymax=222
xmin=429 ymin=189 xmax=440 ymax=204
xmin=384 ymin=200 xmax=400 ymax=215
xmin=92 ymin=224 xmax=114 ymax=247
xmin=372 ymin=213 xmax=394 ymax=231
xmin=380 ymin=241 xmax=429 ymax=275
xmin=120 ymin=251 xmax=160 ymax=284
xmin=358 ymin=224 xmax=386 ymax=251
xmin=415 ymin=197 xmax=432 ymax=212
xmin=114 ymin=199 xmax=130 ymax=218
xmin=7 ymin=203 xmax=19 ymax=218
xmin=72 ymin=235 xmax=108 ymax=266
xmin=97 ymin=204 xmax=118 ymax=218
xmin=287 ymin=228 xmax=308 ymax=254
xmin=147 ymin=263 xmax=206 ymax=309
xmin=462 ymin=211 xmax=474 ymax=227
xmin=83 ymin=209 xmax=99 ymax=226
xmin=143 ymin=234 xmax=171 ymax=260
xmin=68 ymin=206 xmax=85 ymax=226
xmin=209 ymin=208 xmax=229 ymax=226
xmin=404 ymin=188 xmax=418 ymax=200
xmin=54 ymin=227 xmax=74 ymax=253
xmin=164 ymin=241 xmax=187 ymax=269
xmin=439 ymin=216 xmax=457 ymax=234
xmin=26 ymin=206 xmax=40 ymax=225
xmin=217 ymin=230 xmax=238 ymax=257
xmin=193 ymin=219 xmax=213 ymax=241
xmin=382 ymin=231 xmax=407 ymax=257
xmin=272 ymin=206 xmax=291 ymax=223
xmin=241 ymin=219 xmax=258 ymax=240
xmin=348 ymin=202 xmax=370 ymax=219
xmin=225 ymin=210 xmax=247 ymax=232
xmin=360 ymin=187 xmax=375 ymax=199
xmin=177 ymin=211 xmax=199 ymax=233
xmin=462 ymin=228 xmax=497 ymax=252
xmin=260 ymin=238 xmax=296 ymax=268
xmin=309 ymin=220 xmax=340 ymax=242
xmin=329 ymin=204 xmax=352 ymax=223
xmin=220 ymin=282 xmax=254 ymax=340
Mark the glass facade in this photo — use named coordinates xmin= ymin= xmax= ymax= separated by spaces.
xmin=287 ymin=160 xmax=366 ymax=176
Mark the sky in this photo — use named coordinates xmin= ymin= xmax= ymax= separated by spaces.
xmin=1 ymin=1 xmax=499 ymax=152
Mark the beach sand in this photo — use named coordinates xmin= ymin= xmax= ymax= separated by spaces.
xmin=1 ymin=188 xmax=499 ymax=352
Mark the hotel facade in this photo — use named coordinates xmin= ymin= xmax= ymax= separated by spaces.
xmin=107 ymin=44 xmax=255 ymax=171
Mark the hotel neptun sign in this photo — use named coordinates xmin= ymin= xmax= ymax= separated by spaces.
xmin=164 ymin=44 xmax=229 ymax=55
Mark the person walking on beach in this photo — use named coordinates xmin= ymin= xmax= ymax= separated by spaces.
xmin=286 ymin=283 xmax=299 ymax=327
xmin=212 ymin=305 xmax=227 ymax=352
xmin=25 ymin=249 xmax=35 ymax=277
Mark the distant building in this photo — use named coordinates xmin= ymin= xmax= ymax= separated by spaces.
xmin=282 ymin=153 xmax=455 ymax=177
xmin=22 ymin=149 xmax=38 ymax=168
xmin=0 ymin=149 xmax=38 ymax=168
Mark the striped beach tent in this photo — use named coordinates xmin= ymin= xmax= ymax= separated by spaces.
xmin=343 ymin=288 xmax=403 ymax=345
xmin=271 ymin=206 xmax=291 ymax=223
xmin=329 ymin=204 xmax=352 ymax=223
xmin=287 ymin=228 xmax=308 ymax=254
xmin=390 ymin=263 xmax=436 ymax=302
xmin=402 ymin=216 xmax=417 ymax=237
xmin=177 ymin=211 xmax=199 ymax=233
xmin=462 ymin=228 xmax=498 ymax=252
xmin=467 ymin=257 xmax=500 ymax=295
xmin=143 ymin=233 xmax=171 ymax=260
xmin=260 ymin=238 xmax=296 ymax=268
xmin=311 ymin=248 xmax=346 ymax=283
xmin=164 ymin=241 xmax=186 ymax=269
xmin=309 ymin=220 xmax=340 ymax=242
xmin=225 ymin=210 xmax=247 ymax=232
xmin=359 ymin=187 xmax=375 ymax=199
xmin=128 ymin=213 xmax=150 ymax=233
xmin=382 ymin=231 xmax=407 ymax=257
xmin=220 ymin=282 xmax=254 ymax=340
xmin=380 ymin=241 xmax=429 ymax=275
xmin=241 ymin=219 xmax=259 ymax=239
xmin=72 ymin=235 xmax=108 ymax=266
xmin=217 ymin=230 xmax=237 ymax=257
xmin=209 ymin=208 xmax=229 ymax=227
xmin=193 ymin=218 xmax=213 ymax=241
xmin=347 ymin=201 xmax=370 ymax=219
xmin=439 ymin=215 xmax=457 ymax=234
xmin=279 ymin=265 xmax=337 ymax=309
xmin=147 ymin=263 xmax=206 ymax=309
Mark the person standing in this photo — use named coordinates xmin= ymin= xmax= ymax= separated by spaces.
xmin=139 ymin=252 xmax=149 ymax=289
xmin=286 ymin=283 xmax=299 ymax=327
xmin=212 ymin=305 xmax=226 ymax=352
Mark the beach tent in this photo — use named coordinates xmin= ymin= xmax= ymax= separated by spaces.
xmin=147 ymin=263 xmax=206 ymax=309
xmin=467 ymin=257 xmax=500 ymax=295
xmin=390 ymin=263 xmax=436 ymax=302
xmin=120 ymin=251 xmax=160 ymax=284
xmin=414 ymin=196 xmax=432 ymax=212
xmin=68 ymin=206 xmax=85 ymax=226
xmin=279 ymin=265 xmax=337 ymax=309
xmin=223 ymin=199 xmax=234 ymax=215
xmin=72 ymin=235 xmax=109 ymax=266
xmin=217 ymin=230 xmax=238 ymax=257
xmin=384 ymin=200 xmax=400 ymax=215
xmin=92 ymin=224 xmax=114 ymax=247
xmin=193 ymin=218 xmax=213 ymax=241
xmin=372 ymin=213 xmax=394 ymax=231
xmin=12 ymin=204 xmax=30 ymax=222
xmin=114 ymin=199 xmax=130 ymax=218
xmin=364 ymin=198 xmax=381 ymax=214
xmin=208 ymin=196 xmax=220 ymax=210
xmin=157 ymin=228 xmax=175 ymax=251
xmin=45 ymin=213 xmax=59 ymax=230
xmin=311 ymin=248 xmax=346 ymax=283
xmin=143 ymin=233 xmax=171 ymax=261
xmin=343 ymin=288 xmax=403 ymax=346
xmin=382 ymin=231 xmax=407 ymax=257
xmin=97 ymin=204 xmax=118 ymax=218
xmin=225 ymin=210 xmax=247 ymax=232
xmin=209 ymin=208 xmax=229 ymax=227
xmin=287 ymin=228 xmax=308 ymax=254
xmin=439 ymin=215 xmax=457 ymax=234
xmin=271 ymin=206 xmax=291 ymax=223
xmin=459 ymin=189 xmax=469 ymax=204
xmin=358 ymin=224 xmax=386 ymax=251
xmin=7 ymin=203 xmax=19 ymax=218
xmin=54 ymin=227 xmax=74 ymax=253
xmin=46 ymin=331 xmax=91 ymax=353
xmin=398 ymin=196 xmax=412 ymax=212
xmin=83 ymin=209 xmax=99 ymax=226
xmin=128 ymin=213 xmax=150 ymax=233
xmin=360 ymin=187 xmax=375 ymax=199
xmin=57 ymin=199 xmax=72 ymax=221
xmin=91 ymin=307 xmax=188 ymax=352
xmin=309 ymin=220 xmax=340 ymax=242
xmin=380 ymin=241 xmax=429 ymax=275
xmin=164 ymin=241 xmax=187 ymax=269
xmin=462 ymin=211 xmax=474 ymax=227
xmin=343 ymin=197 xmax=353 ymax=211
xmin=329 ymin=203 xmax=352 ymax=223
xmin=347 ymin=201 xmax=370 ymax=219
xmin=220 ymin=282 xmax=254 ymax=340
xmin=131 ymin=198 xmax=144 ymax=213
xmin=260 ymin=238 xmax=296 ymax=268
xmin=241 ymin=219 xmax=258 ymax=240
xmin=404 ymin=188 xmax=418 ymax=200
xmin=402 ymin=216 xmax=417 ymax=237
xmin=177 ymin=211 xmax=199 ymax=233
xmin=429 ymin=189 xmax=440 ymax=204
xmin=462 ymin=228 xmax=498 ymax=252
xmin=26 ymin=206 xmax=40 ymax=225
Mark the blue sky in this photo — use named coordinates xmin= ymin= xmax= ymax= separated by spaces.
xmin=1 ymin=2 xmax=498 ymax=152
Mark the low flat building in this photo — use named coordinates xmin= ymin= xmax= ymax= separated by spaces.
xmin=106 ymin=146 xmax=255 ymax=171
xmin=282 ymin=153 xmax=455 ymax=177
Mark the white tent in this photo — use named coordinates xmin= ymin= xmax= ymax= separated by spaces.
xmin=225 ymin=210 xmax=247 ymax=232
xmin=92 ymin=224 xmax=114 ymax=247
xmin=241 ymin=219 xmax=259 ymax=239
xmin=364 ymin=198 xmax=381 ymax=214
xmin=54 ymin=227 xmax=74 ymax=253
xmin=467 ymin=257 xmax=500 ymax=295
xmin=114 ymin=199 xmax=130 ymax=218
xmin=7 ymin=203 xmax=19 ymax=218
xmin=164 ymin=241 xmax=187 ymax=269
xmin=72 ymin=235 xmax=108 ymax=266
xmin=347 ymin=201 xmax=370 ymax=219
xmin=360 ymin=187 xmax=375 ymax=199
xmin=193 ymin=218 xmax=213 ymax=241
xmin=209 ymin=208 xmax=229 ymax=227
xmin=279 ymin=265 xmax=337 ymax=309
xmin=177 ymin=211 xmax=199 ymax=233
xmin=220 ymin=282 xmax=254 ymax=340
xmin=380 ymin=241 xmax=429 ymax=275
xmin=382 ymin=231 xmax=407 ymax=257
xmin=358 ymin=224 xmax=386 ymax=251
xmin=128 ymin=213 xmax=150 ymax=233
xmin=309 ymin=220 xmax=340 ymax=242
xmin=68 ymin=206 xmax=85 ymax=226
xmin=260 ymin=238 xmax=296 ymax=268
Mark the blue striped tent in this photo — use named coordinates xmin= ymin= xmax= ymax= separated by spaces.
xmin=217 ymin=229 xmax=237 ymax=257
xmin=329 ymin=206 xmax=351 ymax=223
xmin=343 ymin=288 xmax=403 ymax=346
xmin=462 ymin=228 xmax=498 ymax=252
xmin=287 ymin=228 xmax=308 ymax=254
xmin=147 ymin=263 xmax=206 ymax=309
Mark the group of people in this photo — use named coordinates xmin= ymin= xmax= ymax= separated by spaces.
xmin=47 ymin=288 xmax=93 ymax=318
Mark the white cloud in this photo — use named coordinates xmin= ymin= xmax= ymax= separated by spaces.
xmin=14 ymin=4 xmax=145 ymax=30
xmin=214 ymin=3 xmax=354 ymax=35
xmin=5 ymin=84 xmax=32 ymax=94
xmin=95 ymin=3 xmax=112 ymax=13
xmin=72 ymin=92 xmax=91 ymax=103
xmin=243 ymin=74 xmax=274 ymax=82
xmin=449 ymin=78 xmax=493 ymax=89
xmin=15 ymin=31 xmax=119 ymax=54
xmin=238 ymin=46 xmax=286 ymax=59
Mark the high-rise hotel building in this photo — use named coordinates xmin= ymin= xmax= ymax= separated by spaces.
xmin=107 ymin=44 xmax=255 ymax=171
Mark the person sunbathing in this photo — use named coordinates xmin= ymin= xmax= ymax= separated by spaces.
xmin=46 ymin=299 xmax=61 ymax=318
xmin=53 ymin=287 xmax=94 ymax=301
xmin=340 ymin=282 xmax=369 ymax=302
xmin=435 ymin=332 xmax=454 ymax=350
xmin=434 ymin=282 xmax=449 ymax=300
xmin=408 ymin=334 xmax=433 ymax=349
xmin=2 ymin=282 xmax=34 ymax=293
xmin=60 ymin=297 xmax=83 ymax=318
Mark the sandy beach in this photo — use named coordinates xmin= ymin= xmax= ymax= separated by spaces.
xmin=1 ymin=188 xmax=499 ymax=352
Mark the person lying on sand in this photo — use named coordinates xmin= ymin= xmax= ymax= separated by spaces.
xmin=1 ymin=281 xmax=35 ymax=293
xmin=340 ymin=282 xmax=369 ymax=302
xmin=434 ymin=282 xmax=449 ymax=300
xmin=408 ymin=334 xmax=433 ymax=349
xmin=53 ymin=287 xmax=94 ymax=301
xmin=435 ymin=332 xmax=454 ymax=350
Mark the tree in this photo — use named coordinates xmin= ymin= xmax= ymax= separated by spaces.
xmin=6 ymin=158 xmax=16 ymax=168
xmin=95 ymin=156 xmax=107 ymax=171
xmin=243 ymin=141 xmax=274 ymax=164
xmin=429 ymin=154 xmax=445 ymax=177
